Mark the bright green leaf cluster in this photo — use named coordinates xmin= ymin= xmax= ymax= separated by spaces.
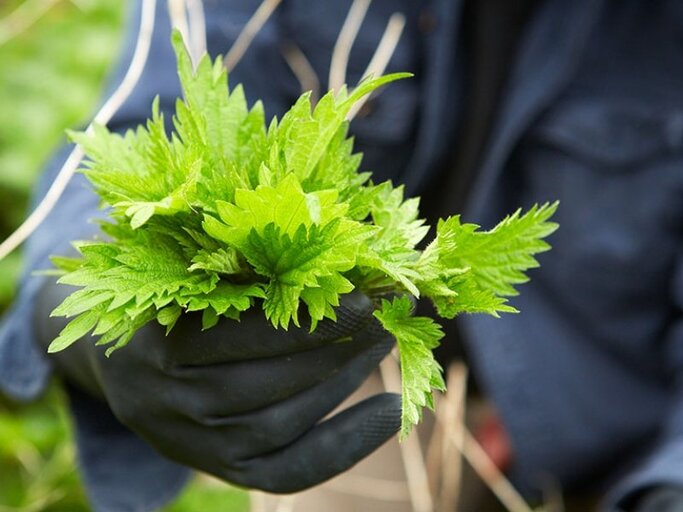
xmin=49 ymin=32 xmax=558 ymax=438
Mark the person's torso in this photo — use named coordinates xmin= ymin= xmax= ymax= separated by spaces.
xmin=199 ymin=0 xmax=683 ymax=496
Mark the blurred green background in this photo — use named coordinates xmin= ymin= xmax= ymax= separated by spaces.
xmin=0 ymin=1 xmax=248 ymax=510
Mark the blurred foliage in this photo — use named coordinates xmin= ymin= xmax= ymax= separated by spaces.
xmin=0 ymin=389 xmax=89 ymax=512
xmin=167 ymin=479 xmax=251 ymax=512
xmin=0 ymin=388 xmax=249 ymax=512
xmin=0 ymin=0 xmax=125 ymax=312
xmin=0 ymin=1 xmax=249 ymax=510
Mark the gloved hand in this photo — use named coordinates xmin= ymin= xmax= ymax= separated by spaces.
xmin=628 ymin=487 xmax=683 ymax=512
xmin=34 ymin=279 xmax=400 ymax=493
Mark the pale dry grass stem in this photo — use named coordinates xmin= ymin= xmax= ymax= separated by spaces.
xmin=346 ymin=12 xmax=405 ymax=121
xmin=168 ymin=0 xmax=191 ymax=61
xmin=273 ymin=495 xmax=296 ymax=512
xmin=454 ymin=422 xmax=534 ymax=512
xmin=281 ymin=41 xmax=320 ymax=106
xmin=425 ymin=363 xmax=467 ymax=511
xmin=223 ymin=0 xmax=283 ymax=73
xmin=249 ymin=491 xmax=267 ymax=512
xmin=328 ymin=0 xmax=372 ymax=93
xmin=186 ymin=0 xmax=206 ymax=59
xmin=322 ymin=473 xmax=410 ymax=501
xmin=380 ymin=354 xmax=434 ymax=512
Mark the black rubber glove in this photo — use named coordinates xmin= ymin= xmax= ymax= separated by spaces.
xmin=628 ymin=487 xmax=683 ymax=512
xmin=34 ymin=279 xmax=400 ymax=493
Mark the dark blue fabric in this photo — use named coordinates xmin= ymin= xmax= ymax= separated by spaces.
xmin=0 ymin=144 xmax=90 ymax=401
xmin=1 ymin=0 xmax=682 ymax=510
xmin=460 ymin=2 xmax=683 ymax=509
xmin=68 ymin=385 xmax=190 ymax=512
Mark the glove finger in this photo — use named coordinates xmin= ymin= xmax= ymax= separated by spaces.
xmin=223 ymin=393 xmax=402 ymax=493
xmin=162 ymin=290 xmax=375 ymax=365
xmin=189 ymin=337 xmax=394 ymax=462
xmin=172 ymin=323 xmax=393 ymax=415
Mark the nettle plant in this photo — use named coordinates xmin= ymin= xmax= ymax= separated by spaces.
xmin=48 ymin=33 xmax=557 ymax=438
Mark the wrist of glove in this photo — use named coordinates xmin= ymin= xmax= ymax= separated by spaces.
xmin=34 ymin=279 xmax=401 ymax=493
xmin=627 ymin=487 xmax=683 ymax=512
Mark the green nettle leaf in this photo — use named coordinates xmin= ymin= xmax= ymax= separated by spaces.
xmin=374 ymin=296 xmax=445 ymax=440
xmin=49 ymin=31 xmax=559 ymax=437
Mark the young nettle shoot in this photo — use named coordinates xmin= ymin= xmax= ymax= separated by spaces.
xmin=48 ymin=32 xmax=558 ymax=438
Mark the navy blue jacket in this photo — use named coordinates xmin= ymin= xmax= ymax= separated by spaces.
xmin=2 ymin=0 xmax=682 ymax=510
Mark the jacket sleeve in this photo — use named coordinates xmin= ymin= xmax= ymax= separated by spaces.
xmin=0 ymin=2 xmax=195 ymax=510
xmin=604 ymin=249 xmax=683 ymax=511
xmin=0 ymin=145 xmax=100 ymax=400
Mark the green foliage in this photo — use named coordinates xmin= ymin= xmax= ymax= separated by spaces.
xmin=50 ymin=32 xmax=558 ymax=437
xmin=0 ymin=2 xmax=124 ymax=510
xmin=414 ymin=204 xmax=558 ymax=320
xmin=0 ymin=0 xmax=125 ymax=296
xmin=374 ymin=296 xmax=445 ymax=439
xmin=0 ymin=388 xmax=90 ymax=511
xmin=165 ymin=479 xmax=250 ymax=512
xmin=0 ymin=253 xmax=21 ymax=314
xmin=0 ymin=389 xmax=246 ymax=512
xmin=0 ymin=385 xmax=248 ymax=511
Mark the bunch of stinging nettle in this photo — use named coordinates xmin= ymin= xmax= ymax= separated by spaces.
xmin=48 ymin=32 xmax=557 ymax=438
